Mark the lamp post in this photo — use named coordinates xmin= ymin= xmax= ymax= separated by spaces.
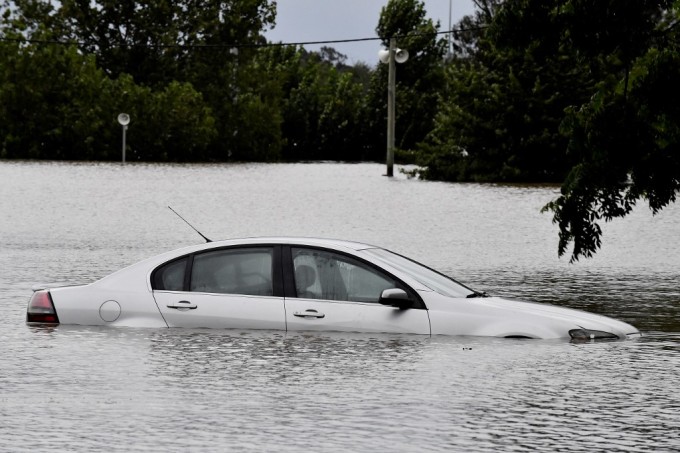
xmin=117 ymin=113 xmax=130 ymax=164
xmin=378 ymin=38 xmax=408 ymax=177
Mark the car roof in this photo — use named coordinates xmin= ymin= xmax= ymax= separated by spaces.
xmin=96 ymin=236 xmax=387 ymax=288
xmin=202 ymin=236 xmax=381 ymax=251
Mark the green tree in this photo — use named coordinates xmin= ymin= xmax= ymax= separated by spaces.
xmin=110 ymin=77 xmax=217 ymax=161
xmin=173 ymin=1 xmax=281 ymax=160
xmin=418 ymin=0 xmax=589 ymax=182
xmin=317 ymin=70 xmax=369 ymax=160
xmin=0 ymin=40 xmax=216 ymax=160
xmin=0 ymin=0 xmax=273 ymax=161
xmin=0 ymin=36 xmax=110 ymax=159
xmin=21 ymin=0 xmax=276 ymax=88
xmin=415 ymin=0 xmax=678 ymax=260
xmin=543 ymin=0 xmax=679 ymax=261
xmin=262 ymin=45 xmax=369 ymax=161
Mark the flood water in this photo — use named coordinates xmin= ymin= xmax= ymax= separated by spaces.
xmin=1 ymin=161 xmax=679 ymax=452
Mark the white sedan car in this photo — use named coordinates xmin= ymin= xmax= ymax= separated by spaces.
xmin=27 ymin=237 xmax=640 ymax=340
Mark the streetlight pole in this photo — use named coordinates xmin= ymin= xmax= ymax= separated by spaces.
xmin=117 ymin=113 xmax=130 ymax=164
xmin=122 ymin=124 xmax=127 ymax=164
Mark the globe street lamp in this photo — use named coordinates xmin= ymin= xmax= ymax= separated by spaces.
xmin=117 ymin=113 xmax=130 ymax=164
xmin=378 ymin=38 xmax=408 ymax=177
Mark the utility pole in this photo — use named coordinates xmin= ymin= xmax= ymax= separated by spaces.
xmin=449 ymin=0 xmax=453 ymax=58
xmin=379 ymin=39 xmax=408 ymax=177
xmin=386 ymin=37 xmax=397 ymax=177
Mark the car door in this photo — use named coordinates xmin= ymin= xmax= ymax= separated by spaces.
xmin=152 ymin=246 xmax=286 ymax=330
xmin=284 ymin=246 xmax=430 ymax=334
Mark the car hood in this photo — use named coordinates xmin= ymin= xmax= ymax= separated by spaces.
xmin=479 ymin=297 xmax=638 ymax=334
xmin=425 ymin=293 xmax=640 ymax=339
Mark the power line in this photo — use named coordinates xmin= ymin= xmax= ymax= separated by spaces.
xmin=0 ymin=26 xmax=487 ymax=49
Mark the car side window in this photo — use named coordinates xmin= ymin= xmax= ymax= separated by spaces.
xmin=153 ymin=257 xmax=187 ymax=291
xmin=292 ymin=248 xmax=397 ymax=303
xmin=190 ymin=248 xmax=273 ymax=296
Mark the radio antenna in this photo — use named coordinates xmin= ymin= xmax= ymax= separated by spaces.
xmin=168 ymin=206 xmax=212 ymax=243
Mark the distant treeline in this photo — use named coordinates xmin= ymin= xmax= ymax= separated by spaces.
xmin=0 ymin=0 xmax=439 ymax=165
xmin=1 ymin=0 xmax=679 ymax=188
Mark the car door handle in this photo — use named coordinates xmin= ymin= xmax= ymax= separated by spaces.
xmin=167 ymin=300 xmax=198 ymax=310
xmin=293 ymin=309 xmax=325 ymax=319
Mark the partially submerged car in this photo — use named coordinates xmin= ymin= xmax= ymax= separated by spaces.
xmin=27 ymin=237 xmax=640 ymax=340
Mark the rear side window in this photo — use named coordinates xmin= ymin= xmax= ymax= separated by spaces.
xmin=153 ymin=257 xmax=187 ymax=291
xmin=190 ymin=248 xmax=273 ymax=296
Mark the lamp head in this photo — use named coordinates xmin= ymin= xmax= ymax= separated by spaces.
xmin=117 ymin=113 xmax=130 ymax=126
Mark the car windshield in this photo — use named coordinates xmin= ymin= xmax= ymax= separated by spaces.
xmin=364 ymin=248 xmax=476 ymax=298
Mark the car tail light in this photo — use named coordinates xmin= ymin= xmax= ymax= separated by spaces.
xmin=27 ymin=290 xmax=60 ymax=324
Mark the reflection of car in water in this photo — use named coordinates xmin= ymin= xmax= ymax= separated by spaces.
xmin=27 ymin=237 xmax=640 ymax=340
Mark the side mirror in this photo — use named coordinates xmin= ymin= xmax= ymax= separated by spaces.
xmin=379 ymin=288 xmax=413 ymax=309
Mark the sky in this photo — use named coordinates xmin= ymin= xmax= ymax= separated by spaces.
xmin=265 ymin=0 xmax=476 ymax=65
